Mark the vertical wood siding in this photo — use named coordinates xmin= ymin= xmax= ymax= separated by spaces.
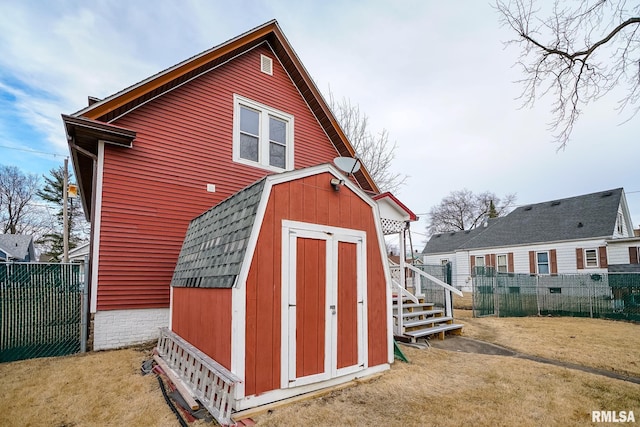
xmin=244 ymin=173 xmax=387 ymax=396
xmin=97 ymin=44 xmax=340 ymax=310
xmin=337 ymin=241 xmax=358 ymax=369
xmin=295 ymin=238 xmax=326 ymax=378
xmin=171 ymin=287 xmax=232 ymax=369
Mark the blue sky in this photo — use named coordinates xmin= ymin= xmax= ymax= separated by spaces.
xmin=1 ymin=1 xmax=638 ymax=243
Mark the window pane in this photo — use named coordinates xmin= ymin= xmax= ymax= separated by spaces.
xmin=240 ymin=134 xmax=259 ymax=161
xmin=538 ymin=264 xmax=550 ymax=274
xmin=240 ymin=107 xmax=259 ymax=135
xmin=475 ymin=257 xmax=485 ymax=267
xmin=537 ymin=252 xmax=548 ymax=263
xmin=269 ymin=142 xmax=286 ymax=168
xmin=497 ymin=255 xmax=507 ymax=273
xmin=269 ymin=116 xmax=286 ymax=144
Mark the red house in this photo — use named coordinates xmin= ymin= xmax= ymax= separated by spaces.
xmin=159 ymin=164 xmax=392 ymax=422
xmin=62 ymin=21 xmax=379 ymax=351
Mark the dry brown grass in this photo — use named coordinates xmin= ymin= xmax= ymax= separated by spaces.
xmin=254 ymin=345 xmax=640 ymax=426
xmin=0 ymin=347 xmax=178 ymax=427
xmin=456 ymin=308 xmax=640 ymax=377
xmin=1 ymin=311 xmax=639 ymax=427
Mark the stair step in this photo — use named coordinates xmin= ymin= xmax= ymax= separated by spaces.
xmin=395 ymin=309 xmax=444 ymax=319
xmin=392 ymin=303 xmax=434 ymax=310
xmin=405 ymin=323 xmax=464 ymax=338
xmin=404 ymin=316 xmax=453 ymax=328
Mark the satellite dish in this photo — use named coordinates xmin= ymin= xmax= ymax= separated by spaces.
xmin=333 ymin=157 xmax=361 ymax=175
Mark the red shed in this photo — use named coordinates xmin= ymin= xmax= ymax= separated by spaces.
xmin=158 ymin=164 xmax=392 ymax=423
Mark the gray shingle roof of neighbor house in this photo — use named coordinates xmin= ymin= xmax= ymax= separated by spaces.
xmin=0 ymin=234 xmax=35 ymax=261
xmin=170 ymin=178 xmax=266 ymax=289
xmin=422 ymin=219 xmax=501 ymax=254
xmin=423 ymin=188 xmax=624 ymax=253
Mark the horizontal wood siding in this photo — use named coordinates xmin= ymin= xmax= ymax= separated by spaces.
xmin=244 ymin=173 xmax=387 ymax=396
xmin=97 ymin=44 xmax=340 ymax=310
xmin=171 ymin=287 xmax=232 ymax=369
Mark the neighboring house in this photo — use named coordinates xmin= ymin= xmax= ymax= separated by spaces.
xmin=68 ymin=242 xmax=90 ymax=263
xmin=0 ymin=235 xmax=37 ymax=262
xmin=423 ymin=188 xmax=635 ymax=291
xmin=169 ymin=164 xmax=391 ymax=413
xmin=62 ymin=20 xmax=379 ymax=350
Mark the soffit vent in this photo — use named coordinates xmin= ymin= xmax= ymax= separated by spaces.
xmin=260 ymin=54 xmax=273 ymax=75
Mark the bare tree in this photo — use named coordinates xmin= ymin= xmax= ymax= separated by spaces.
xmin=427 ymin=189 xmax=516 ymax=235
xmin=328 ymin=91 xmax=408 ymax=193
xmin=496 ymin=0 xmax=640 ymax=149
xmin=0 ymin=165 xmax=42 ymax=234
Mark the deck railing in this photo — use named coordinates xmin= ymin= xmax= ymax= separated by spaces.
xmin=156 ymin=328 xmax=240 ymax=425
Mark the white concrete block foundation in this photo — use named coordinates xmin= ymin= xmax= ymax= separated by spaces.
xmin=93 ymin=308 xmax=169 ymax=350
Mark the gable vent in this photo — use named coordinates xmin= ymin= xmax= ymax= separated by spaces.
xmin=260 ymin=54 xmax=273 ymax=75
xmin=551 ymin=201 xmax=561 ymax=206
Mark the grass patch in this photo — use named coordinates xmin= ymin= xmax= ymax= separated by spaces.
xmin=455 ymin=308 xmax=640 ymax=377
xmin=0 ymin=313 xmax=638 ymax=426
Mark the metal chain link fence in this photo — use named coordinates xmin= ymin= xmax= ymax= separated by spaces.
xmin=472 ymin=267 xmax=640 ymax=321
xmin=1 ymin=262 xmax=86 ymax=362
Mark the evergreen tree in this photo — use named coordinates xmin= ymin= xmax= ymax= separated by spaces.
xmin=36 ymin=166 xmax=86 ymax=261
xmin=488 ymin=200 xmax=498 ymax=219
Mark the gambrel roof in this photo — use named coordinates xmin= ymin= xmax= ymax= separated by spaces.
xmin=171 ymin=178 xmax=266 ymax=289
xmin=63 ymin=20 xmax=378 ymax=220
xmin=424 ymin=188 xmax=628 ymax=253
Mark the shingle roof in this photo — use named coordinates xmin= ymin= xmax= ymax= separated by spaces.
xmin=422 ymin=220 xmax=500 ymax=254
xmin=170 ymin=178 xmax=266 ymax=288
xmin=423 ymin=188 xmax=624 ymax=253
xmin=0 ymin=235 xmax=35 ymax=261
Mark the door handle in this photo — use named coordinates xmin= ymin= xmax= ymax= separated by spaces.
xmin=330 ymin=305 xmax=336 ymax=315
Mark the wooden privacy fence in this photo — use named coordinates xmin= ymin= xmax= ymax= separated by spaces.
xmin=0 ymin=262 xmax=88 ymax=362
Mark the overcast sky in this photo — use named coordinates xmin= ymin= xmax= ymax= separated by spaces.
xmin=1 ymin=1 xmax=637 ymax=246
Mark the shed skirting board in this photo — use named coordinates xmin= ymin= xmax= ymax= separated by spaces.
xmin=93 ymin=308 xmax=169 ymax=350
xmin=233 ymin=364 xmax=390 ymax=411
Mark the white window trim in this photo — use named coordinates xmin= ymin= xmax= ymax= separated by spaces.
xmin=584 ymin=248 xmax=598 ymax=268
xmin=474 ymin=256 xmax=485 ymax=266
xmin=496 ymin=254 xmax=508 ymax=273
xmin=536 ymin=251 xmax=550 ymax=275
xmin=233 ymin=94 xmax=294 ymax=172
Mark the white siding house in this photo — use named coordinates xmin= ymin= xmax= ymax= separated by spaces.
xmin=423 ymin=188 xmax=636 ymax=291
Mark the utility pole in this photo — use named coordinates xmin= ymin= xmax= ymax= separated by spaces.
xmin=63 ymin=157 xmax=69 ymax=263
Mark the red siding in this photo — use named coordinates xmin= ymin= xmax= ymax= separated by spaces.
xmin=97 ymin=45 xmax=340 ymax=310
xmin=171 ymin=287 xmax=232 ymax=369
xmin=244 ymin=173 xmax=388 ymax=396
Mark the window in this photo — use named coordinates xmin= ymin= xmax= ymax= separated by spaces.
xmin=474 ymin=256 xmax=485 ymax=275
xmin=549 ymin=287 xmax=562 ymax=294
xmin=584 ymin=249 xmax=598 ymax=267
xmin=496 ymin=254 xmax=508 ymax=273
xmin=233 ymin=95 xmax=294 ymax=171
xmin=537 ymin=252 xmax=550 ymax=275
xmin=616 ymin=212 xmax=624 ymax=235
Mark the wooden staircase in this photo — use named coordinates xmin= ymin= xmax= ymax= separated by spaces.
xmin=393 ymin=295 xmax=463 ymax=343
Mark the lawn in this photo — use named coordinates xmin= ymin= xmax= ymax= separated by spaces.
xmin=0 ymin=310 xmax=638 ymax=426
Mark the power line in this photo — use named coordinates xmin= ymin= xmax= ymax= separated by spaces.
xmin=0 ymin=144 xmax=67 ymax=158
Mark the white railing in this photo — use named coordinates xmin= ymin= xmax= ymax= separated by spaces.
xmin=391 ymin=278 xmax=418 ymax=335
xmin=157 ymin=328 xmax=240 ymax=425
xmin=406 ymin=264 xmax=463 ymax=319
